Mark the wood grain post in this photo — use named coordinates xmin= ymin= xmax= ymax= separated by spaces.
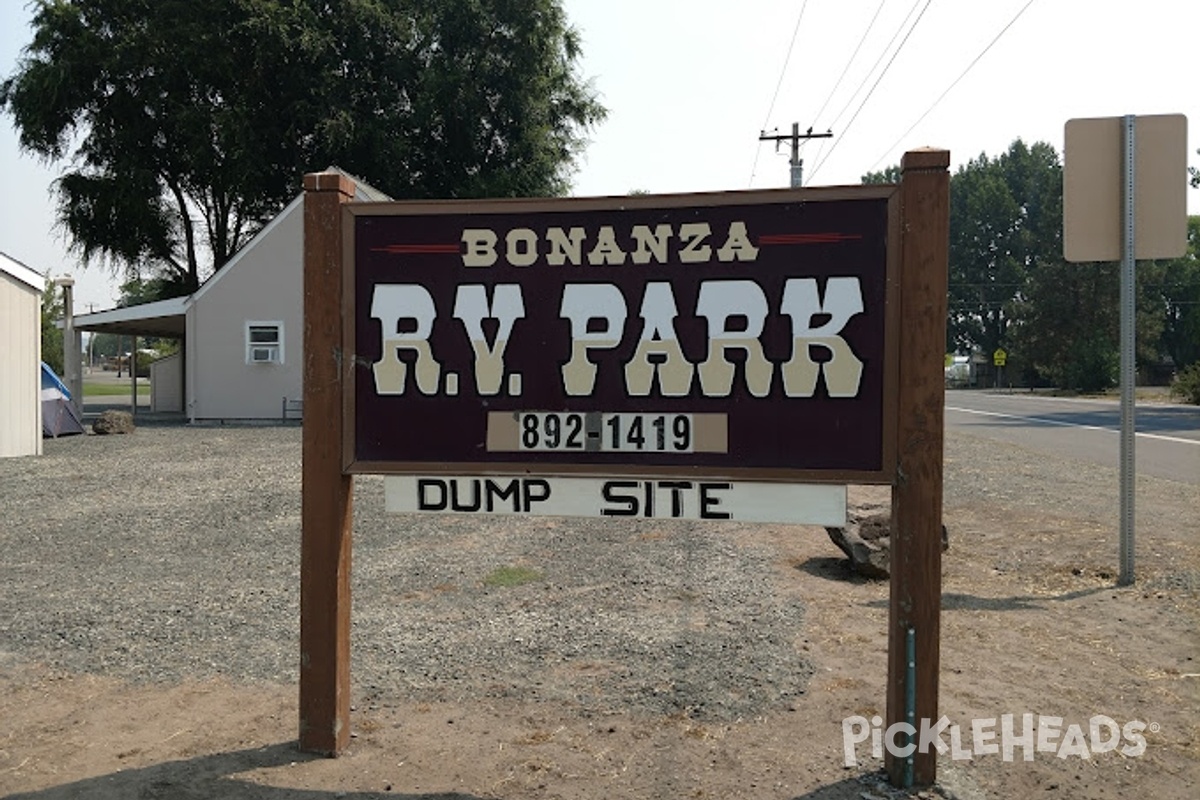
xmin=300 ymin=171 xmax=356 ymax=754
xmin=887 ymin=149 xmax=949 ymax=787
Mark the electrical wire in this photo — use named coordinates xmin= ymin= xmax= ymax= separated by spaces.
xmin=868 ymin=0 xmax=1038 ymax=171
xmin=810 ymin=0 xmax=889 ymax=128
xmin=806 ymin=0 xmax=890 ymax=172
xmin=823 ymin=0 xmax=924 ymax=138
xmin=748 ymin=0 xmax=810 ymax=186
xmin=807 ymin=0 xmax=935 ymax=184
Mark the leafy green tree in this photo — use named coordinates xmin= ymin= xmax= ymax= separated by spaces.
xmin=116 ymin=276 xmax=188 ymax=308
xmin=90 ymin=332 xmax=121 ymax=361
xmin=1012 ymin=259 xmax=1121 ymax=392
xmin=860 ymin=165 xmax=901 ymax=185
xmin=40 ymin=280 xmax=63 ymax=374
xmin=2 ymin=0 xmax=605 ymax=298
xmin=1149 ymin=216 xmax=1200 ymax=370
xmin=870 ymin=143 xmax=1193 ymax=390
xmin=947 ymin=140 xmax=1063 ymax=364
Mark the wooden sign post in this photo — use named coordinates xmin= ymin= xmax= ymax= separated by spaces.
xmin=299 ymin=150 xmax=949 ymax=787
xmin=887 ymin=149 xmax=949 ymax=787
xmin=300 ymin=172 xmax=356 ymax=753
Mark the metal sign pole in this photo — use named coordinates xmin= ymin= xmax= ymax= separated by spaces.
xmin=1119 ymin=115 xmax=1136 ymax=585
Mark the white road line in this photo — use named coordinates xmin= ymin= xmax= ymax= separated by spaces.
xmin=945 ymin=406 xmax=1200 ymax=446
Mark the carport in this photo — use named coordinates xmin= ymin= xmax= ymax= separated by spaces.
xmin=73 ymin=297 xmax=187 ymax=419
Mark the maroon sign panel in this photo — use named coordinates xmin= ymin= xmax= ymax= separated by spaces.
xmin=345 ymin=188 xmax=897 ymax=481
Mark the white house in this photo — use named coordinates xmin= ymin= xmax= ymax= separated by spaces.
xmin=74 ymin=173 xmax=388 ymax=422
xmin=0 ymin=251 xmax=44 ymax=456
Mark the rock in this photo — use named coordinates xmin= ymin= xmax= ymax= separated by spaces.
xmin=826 ymin=512 xmax=893 ymax=578
xmin=92 ymin=410 xmax=135 ymax=435
xmin=825 ymin=511 xmax=949 ymax=579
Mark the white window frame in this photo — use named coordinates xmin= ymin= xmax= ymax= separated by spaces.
xmin=246 ymin=321 xmax=284 ymax=365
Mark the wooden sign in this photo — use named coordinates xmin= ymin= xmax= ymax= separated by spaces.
xmin=344 ymin=189 xmax=898 ymax=483
xmin=301 ymin=150 xmax=949 ymax=789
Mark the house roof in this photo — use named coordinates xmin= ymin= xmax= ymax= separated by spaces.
xmin=185 ymin=193 xmax=304 ymax=308
xmin=0 ymin=251 xmax=46 ymax=293
xmin=72 ymin=169 xmax=392 ymax=339
xmin=334 ymin=167 xmax=392 ymax=202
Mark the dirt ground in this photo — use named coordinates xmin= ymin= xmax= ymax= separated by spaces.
xmin=1 ymin=426 xmax=1197 ymax=799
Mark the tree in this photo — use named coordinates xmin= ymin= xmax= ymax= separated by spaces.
xmin=869 ymin=143 xmax=1194 ymax=390
xmin=117 ymin=276 xmax=185 ymax=308
xmin=2 ymin=0 xmax=605 ymax=298
xmin=860 ymin=165 xmax=901 ymax=185
xmin=945 ymin=141 xmax=1062 ymax=364
xmin=40 ymin=280 xmax=64 ymax=375
xmin=1150 ymin=216 xmax=1200 ymax=371
xmin=90 ymin=332 xmax=121 ymax=361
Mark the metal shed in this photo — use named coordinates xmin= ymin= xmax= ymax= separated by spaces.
xmin=0 ymin=252 xmax=45 ymax=457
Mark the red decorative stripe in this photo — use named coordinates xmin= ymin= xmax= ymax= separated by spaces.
xmin=758 ymin=233 xmax=862 ymax=245
xmin=372 ymin=243 xmax=461 ymax=254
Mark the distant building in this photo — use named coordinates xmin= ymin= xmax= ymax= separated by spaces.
xmin=0 ymin=252 xmax=45 ymax=456
xmin=74 ymin=172 xmax=387 ymax=422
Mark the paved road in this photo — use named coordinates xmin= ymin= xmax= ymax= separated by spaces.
xmin=945 ymin=390 xmax=1200 ymax=484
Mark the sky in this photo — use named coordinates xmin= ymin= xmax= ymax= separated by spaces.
xmin=2 ymin=0 xmax=1198 ymax=313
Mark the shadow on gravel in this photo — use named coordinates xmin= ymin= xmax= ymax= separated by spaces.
xmin=793 ymin=556 xmax=881 ymax=585
xmin=862 ymin=584 xmax=1113 ymax=612
xmin=3 ymin=742 xmax=486 ymax=800
xmin=786 ymin=774 xmax=919 ymax=799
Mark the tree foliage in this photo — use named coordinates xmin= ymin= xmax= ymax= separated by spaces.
xmin=1150 ymin=216 xmax=1200 ymax=371
xmin=40 ymin=280 xmax=64 ymax=375
xmin=89 ymin=332 xmax=121 ymax=360
xmin=871 ymin=140 xmax=1198 ymax=390
xmin=947 ymin=141 xmax=1063 ymax=365
xmin=860 ymin=165 xmax=901 ymax=185
xmin=2 ymin=0 xmax=605 ymax=297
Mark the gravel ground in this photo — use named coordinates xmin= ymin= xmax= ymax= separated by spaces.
xmin=4 ymin=422 xmax=1193 ymax=714
xmin=3 ymin=418 xmax=1197 ymax=800
xmin=1 ymin=425 xmax=812 ymax=721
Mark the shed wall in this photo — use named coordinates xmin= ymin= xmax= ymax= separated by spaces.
xmin=150 ymin=352 xmax=184 ymax=413
xmin=0 ymin=272 xmax=42 ymax=457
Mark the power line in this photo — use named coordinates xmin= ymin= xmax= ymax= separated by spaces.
xmin=806 ymin=0 xmax=889 ymax=172
xmin=810 ymin=0 xmax=889 ymax=128
xmin=824 ymin=0 xmax=924 ymax=138
xmin=749 ymin=0 xmax=810 ymax=186
xmin=868 ymin=0 xmax=1038 ymax=171
xmin=807 ymin=0 xmax=935 ymax=185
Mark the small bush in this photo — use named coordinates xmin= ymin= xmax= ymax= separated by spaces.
xmin=1170 ymin=363 xmax=1200 ymax=404
xmin=1061 ymin=336 xmax=1118 ymax=394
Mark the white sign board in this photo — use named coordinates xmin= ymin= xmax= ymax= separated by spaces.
xmin=385 ymin=475 xmax=847 ymax=526
xmin=1063 ymin=114 xmax=1188 ymax=263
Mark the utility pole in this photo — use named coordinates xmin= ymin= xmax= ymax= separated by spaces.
xmin=759 ymin=122 xmax=833 ymax=187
